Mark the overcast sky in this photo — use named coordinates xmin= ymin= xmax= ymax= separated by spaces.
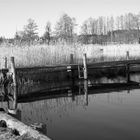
xmin=0 ymin=0 xmax=140 ymax=38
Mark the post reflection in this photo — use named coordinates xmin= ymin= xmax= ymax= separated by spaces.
xmin=78 ymin=80 xmax=89 ymax=106
xmin=84 ymin=80 xmax=88 ymax=106
xmin=6 ymin=85 xmax=47 ymax=135
xmin=7 ymin=86 xmax=21 ymax=120
xmin=71 ymin=78 xmax=75 ymax=101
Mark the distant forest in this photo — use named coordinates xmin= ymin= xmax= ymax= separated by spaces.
xmin=1 ymin=12 xmax=140 ymax=46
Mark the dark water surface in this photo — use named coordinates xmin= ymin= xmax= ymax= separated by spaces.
xmin=19 ymin=89 xmax=140 ymax=140
xmin=1 ymin=74 xmax=140 ymax=140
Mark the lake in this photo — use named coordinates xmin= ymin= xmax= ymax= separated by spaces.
xmin=1 ymin=74 xmax=140 ymax=140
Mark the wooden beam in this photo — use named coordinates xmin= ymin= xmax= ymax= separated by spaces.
xmin=126 ymin=51 xmax=129 ymax=60
xmin=10 ymin=57 xmax=17 ymax=86
xmin=4 ymin=57 xmax=7 ymax=69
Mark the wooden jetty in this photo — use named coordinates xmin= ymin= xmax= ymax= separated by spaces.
xmin=0 ymin=52 xmax=140 ymax=140
xmin=0 ymin=51 xmax=139 ymax=98
xmin=1 ymin=53 xmax=140 ymax=86
xmin=0 ymin=53 xmax=139 ymax=100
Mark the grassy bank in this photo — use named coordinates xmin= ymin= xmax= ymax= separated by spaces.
xmin=0 ymin=44 xmax=140 ymax=68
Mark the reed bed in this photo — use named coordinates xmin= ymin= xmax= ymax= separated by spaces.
xmin=0 ymin=44 xmax=140 ymax=68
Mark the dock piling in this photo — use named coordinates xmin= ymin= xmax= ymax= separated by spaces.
xmin=7 ymin=86 xmax=18 ymax=115
xmin=10 ymin=57 xmax=17 ymax=86
xmin=83 ymin=53 xmax=88 ymax=80
xmin=70 ymin=54 xmax=75 ymax=80
xmin=126 ymin=51 xmax=129 ymax=60
xmin=126 ymin=51 xmax=130 ymax=82
xmin=70 ymin=54 xmax=74 ymax=64
xmin=4 ymin=57 xmax=7 ymax=69
xmin=100 ymin=49 xmax=104 ymax=61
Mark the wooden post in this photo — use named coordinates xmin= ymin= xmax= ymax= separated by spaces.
xmin=13 ymin=86 xmax=17 ymax=110
xmin=70 ymin=54 xmax=75 ymax=80
xmin=4 ymin=57 xmax=7 ymax=69
xmin=70 ymin=54 xmax=74 ymax=64
xmin=7 ymin=86 xmax=21 ymax=120
xmin=8 ymin=57 xmax=18 ymax=116
xmin=126 ymin=64 xmax=130 ymax=83
xmin=69 ymin=54 xmax=75 ymax=100
xmin=126 ymin=51 xmax=129 ymax=60
xmin=100 ymin=49 xmax=104 ymax=61
xmin=10 ymin=57 xmax=17 ymax=86
xmin=7 ymin=86 xmax=18 ymax=115
xmin=71 ymin=73 xmax=75 ymax=101
xmin=83 ymin=53 xmax=88 ymax=80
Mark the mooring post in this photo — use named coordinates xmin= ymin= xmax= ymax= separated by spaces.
xmin=70 ymin=54 xmax=74 ymax=64
xmin=126 ymin=51 xmax=129 ymax=60
xmin=13 ymin=86 xmax=17 ymax=109
xmin=70 ymin=54 xmax=75 ymax=101
xmin=7 ymin=86 xmax=18 ymax=115
xmin=126 ymin=51 xmax=130 ymax=82
xmin=83 ymin=53 xmax=88 ymax=80
xmin=10 ymin=57 xmax=17 ymax=86
xmin=100 ymin=49 xmax=104 ymax=61
xmin=70 ymin=54 xmax=75 ymax=80
xmin=4 ymin=57 xmax=7 ymax=69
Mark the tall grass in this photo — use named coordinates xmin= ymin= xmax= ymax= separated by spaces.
xmin=0 ymin=44 xmax=140 ymax=68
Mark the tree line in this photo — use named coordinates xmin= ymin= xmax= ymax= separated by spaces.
xmin=1 ymin=12 xmax=140 ymax=46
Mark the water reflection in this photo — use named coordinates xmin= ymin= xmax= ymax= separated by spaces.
xmin=7 ymin=86 xmax=21 ymax=120
xmin=2 ymin=75 xmax=140 ymax=119
xmin=7 ymin=76 xmax=140 ymax=121
xmin=1 ymin=74 xmax=140 ymax=139
xmin=79 ymin=80 xmax=88 ymax=106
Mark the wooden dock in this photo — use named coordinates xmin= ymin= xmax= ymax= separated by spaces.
xmin=1 ymin=54 xmax=140 ymax=140
xmin=0 ymin=54 xmax=139 ymax=102
xmin=1 ymin=54 xmax=140 ymax=85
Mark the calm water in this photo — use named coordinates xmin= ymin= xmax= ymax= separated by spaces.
xmin=1 ymin=75 xmax=140 ymax=140
xmin=18 ymin=89 xmax=140 ymax=140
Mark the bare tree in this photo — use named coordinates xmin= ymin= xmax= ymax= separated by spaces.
xmin=80 ymin=20 xmax=89 ymax=44
xmin=81 ymin=18 xmax=94 ymax=35
xmin=97 ymin=16 xmax=104 ymax=35
xmin=54 ymin=13 xmax=76 ymax=43
xmin=43 ymin=21 xmax=51 ymax=45
xmin=132 ymin=13 xmax=140 ymax=43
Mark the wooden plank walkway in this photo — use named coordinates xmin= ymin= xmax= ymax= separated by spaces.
xmin=1 ymin=58 xmax=140 ymax=85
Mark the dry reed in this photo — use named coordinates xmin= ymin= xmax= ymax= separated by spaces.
xmin=0 ymin=44 xmax=139 ymax=68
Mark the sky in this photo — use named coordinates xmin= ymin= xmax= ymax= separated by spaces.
xmin=0 ymin=0 xmax=140 ymax=38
